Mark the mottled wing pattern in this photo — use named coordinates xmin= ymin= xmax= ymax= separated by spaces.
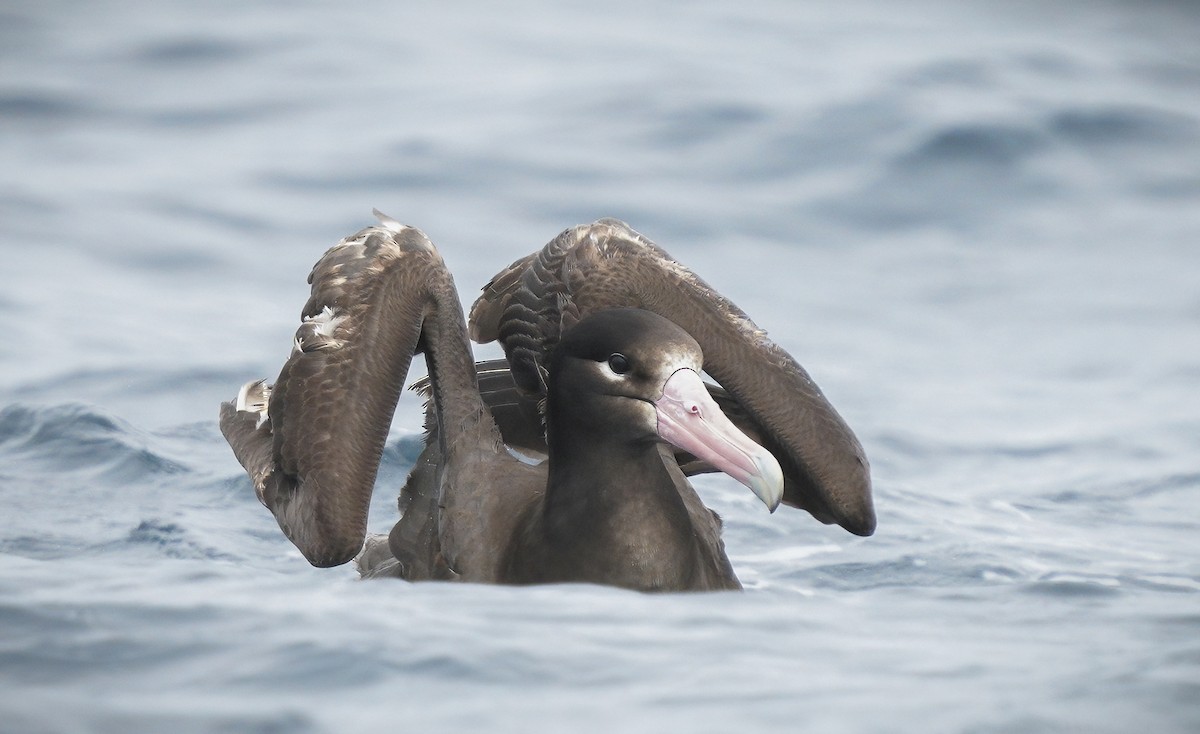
xmin=469 ymin=219 xmax=876 ymax=536
xmin=220 ymin=217 xmax=444 ymax=566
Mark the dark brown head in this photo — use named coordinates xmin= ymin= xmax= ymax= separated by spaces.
xmin=546 ymin=308 xmax=783 ymax=510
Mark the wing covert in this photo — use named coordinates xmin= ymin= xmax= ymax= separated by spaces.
xmin=469 ymin=219 xmax=876 ymax=536
xmin=220 ymin=217 xmax=449 ymax=566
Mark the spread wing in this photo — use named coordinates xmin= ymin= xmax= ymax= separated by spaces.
xmin=469 ymin=219 xmax=875 ymax=536
xmin=219 ymin=214 xmax=478 ymax=567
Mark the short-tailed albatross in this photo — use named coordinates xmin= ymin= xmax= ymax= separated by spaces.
xmin=220 ymin=213 xmax=873 ymax=592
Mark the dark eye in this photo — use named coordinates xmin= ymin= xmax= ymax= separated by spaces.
xmin=607 ymin=353 xmax=631 ymax=374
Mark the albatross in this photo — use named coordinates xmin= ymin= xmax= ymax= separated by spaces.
xmin=219 ymin=213 xmax=873 ymax=592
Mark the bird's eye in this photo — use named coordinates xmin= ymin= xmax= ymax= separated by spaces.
xmin=607 ymin=353 xmax=631 ymax=374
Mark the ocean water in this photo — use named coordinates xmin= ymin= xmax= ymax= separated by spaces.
xmin=2 ymin=0 xmax=1199 ymax=731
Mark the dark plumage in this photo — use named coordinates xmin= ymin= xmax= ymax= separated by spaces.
xmin=220 ymin=213 xmax=873 ymax=591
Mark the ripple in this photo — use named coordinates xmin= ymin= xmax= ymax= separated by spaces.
xmin=0 ymin=403 xmax=189 ymax=480
xmin=0 ymin=90 xmax=99 ymax=122
xmin=815 ymin=115 xmax=1059 ymax=230
xmin=798 ymin=555 xmax=982 ymax=591
xmin=0 ymin=534 xmax=91 ymax=560
xmin=648 ymin=102 xmax=766 ymax=148
xmin=1050 ymin=105 xmax=1199 ymax=147
xmin=130 ymin=36 xmax=254 ymax=66
xmin=124 ymin=519 xmax=238 ymax=562
xmin=1021 ymin=575 xmax=1123 ymax=599
xmin=898 ymin=123 xmax=1046 ymax=169
xmin=1129 ymin=575 xmax=1200 ymax=593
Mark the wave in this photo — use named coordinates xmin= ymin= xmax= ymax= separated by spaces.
xmin=0 ymin=403 xmax=189 ymax=481
xmin=0 ymin=403 xmax=269 ymax=563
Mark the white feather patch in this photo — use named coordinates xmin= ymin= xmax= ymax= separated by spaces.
xmin=303 ymin=305 xmax=347 ymax=338
xmin=373 ymin=208 xmax=409 ymax=233
xmin=505 ymin=445 xmax=546 ymax=466
xmin=235 ymin=379 xmax=271 ymax=428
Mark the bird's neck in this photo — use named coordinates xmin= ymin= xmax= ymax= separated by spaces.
xmin=541 ymin=428 xmax=700 ymax=587
xmin=545 ymin=434 xmax=665 ymax=509
xmin=420 ymin=276 xmax=502 ymax=455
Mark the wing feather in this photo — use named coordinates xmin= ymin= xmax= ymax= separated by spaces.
xmin=220 ymin=220 xmax=448 ymax=566
xmin=468 ymin=219 xmax=875 ymax=536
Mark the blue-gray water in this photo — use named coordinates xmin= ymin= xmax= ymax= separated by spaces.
xmin=2 ymin=1 xmax=1198 ymax=732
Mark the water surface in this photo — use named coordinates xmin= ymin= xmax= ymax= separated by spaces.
xmin=2 ymin=1 xmax=1198 ymax=732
